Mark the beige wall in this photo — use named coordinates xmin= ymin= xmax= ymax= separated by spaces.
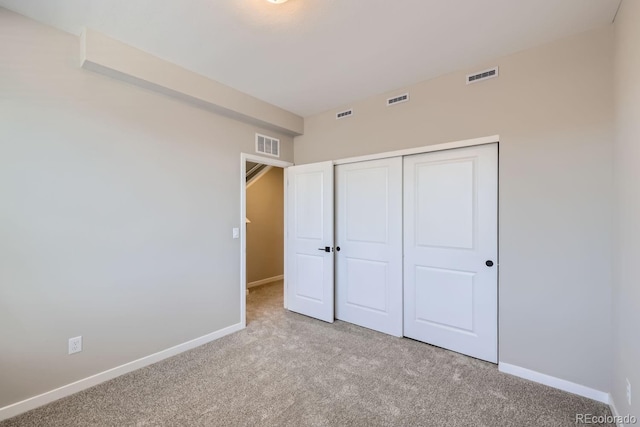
xmin=246 ymin=167 xmax=284 ymax=284
xmin=295 ymin=27 xmax=614 ymax=392
xmin=0 ymin=8 xmax=293 ymax=408
xmin=612 ymin=0 xmax=640 ymax=418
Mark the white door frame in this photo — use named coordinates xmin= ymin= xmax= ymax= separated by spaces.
xmin=240 ymin=153 xmax=293 ymax=328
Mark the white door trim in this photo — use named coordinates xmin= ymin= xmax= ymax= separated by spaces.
xmin=240 ymin=153 xmax=293 ymax=327
xmin=333 ymin=135 xmax=499 ymax=165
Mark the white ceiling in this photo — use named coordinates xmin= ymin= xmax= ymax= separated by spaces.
xmin=0 ymin=0 xmax=620 ymax=117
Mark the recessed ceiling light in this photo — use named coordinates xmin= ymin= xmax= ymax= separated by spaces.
xmin=267 ymin=0 xmax=288 ymax=3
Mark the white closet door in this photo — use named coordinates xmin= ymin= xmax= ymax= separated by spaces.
xmin=285 ymin=162 xmax=335 ymax=323
xmin=403 ymin=144 xmax=498 ymax=363
xmin=335 ymin=157 xmax=403 ymax=336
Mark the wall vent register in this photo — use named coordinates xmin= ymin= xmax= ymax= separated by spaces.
xmin=255 ymin=134 xmax=280 ymax=157
xmin=466 ymin=67 xmax=499 ymax=84
xmin=387 ymin=93 xmax=409 ymax=106
xmin=336 ymin=109 xmax=353 ymax=120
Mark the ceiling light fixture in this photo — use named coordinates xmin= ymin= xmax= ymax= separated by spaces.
xmin=267 ymin=0 xmax=288 ymax=3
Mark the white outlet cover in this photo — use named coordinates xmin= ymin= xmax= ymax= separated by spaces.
xmin=232 ymin=228 xmax=240 ymax=239
xmin=68 ymin=336 xmax=82 ymax=354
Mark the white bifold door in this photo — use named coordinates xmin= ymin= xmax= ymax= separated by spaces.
xmin=403 ymin=144 xmax=498 ymax=363
xmin=335 ymin=157 xmax=403 ymax=337
xmin=285 ymin=161 xmax=335 ymax=323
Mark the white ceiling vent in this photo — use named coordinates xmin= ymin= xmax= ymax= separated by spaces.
xmin=466 ymin=67 xmax=499 ymax=85
xmin=255 ymin=133 xmax=280 ymax=157
xmin=387 ymin=93 xmax=409 ymax=106
xmin=336 ymin=109 xmax=353 ymax=120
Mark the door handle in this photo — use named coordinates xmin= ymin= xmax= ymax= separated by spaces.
xmin=318 ymin=247 xmax=331 ymax=253
xmin=485 ymin=260 xmax=494 ymax=267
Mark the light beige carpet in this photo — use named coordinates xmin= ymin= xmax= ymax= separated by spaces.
xmin=1 ymin=281 xmax=613 ymax=426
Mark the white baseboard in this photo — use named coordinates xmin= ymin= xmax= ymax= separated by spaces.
xmin=498 ymin=362 xmax=609 ymax=404
xmin=247 ymin=274 xmax=284 ymax=288
xmin=0 ymin=322 xmax=244 ymax=422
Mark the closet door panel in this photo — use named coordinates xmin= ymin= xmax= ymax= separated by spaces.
xmin=404 ymin=144 xmax=498 ymax=363
xmin=335 ymin=157 xmax=403 ymax=337
xmin=285 ymin=161 xmax=335 ymax=323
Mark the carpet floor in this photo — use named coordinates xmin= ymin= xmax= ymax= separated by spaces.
xmin=2 ymin=281 xmax=613 ymax=426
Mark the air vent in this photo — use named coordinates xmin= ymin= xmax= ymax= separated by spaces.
xmin=387 ymin=93 xmax=409 ymax=106
xmin=336 ymin=109 xmax=353 ymax=120
xmin=255 ymin=133 xmax=280 ymax=157
xmin=466 ymin=67 xmax=499 ymax=85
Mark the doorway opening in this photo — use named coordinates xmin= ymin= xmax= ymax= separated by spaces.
xmin=240 ymin=154 xmax=292 ymax=327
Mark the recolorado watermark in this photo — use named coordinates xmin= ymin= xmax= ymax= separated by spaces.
xmin=576 ymin=413 xmax=637 ymax=424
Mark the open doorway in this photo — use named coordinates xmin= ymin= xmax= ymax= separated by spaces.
xmin=246 ymin=161 xmax=284 ymax=321
xmin=240 ymin=154 xmax=292 ymax=327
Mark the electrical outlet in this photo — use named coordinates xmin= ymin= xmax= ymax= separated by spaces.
xmin=68 ymin=336 xmax=82 ymax=355
xmin=627 ymin=378 xmax=632 ymax=406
